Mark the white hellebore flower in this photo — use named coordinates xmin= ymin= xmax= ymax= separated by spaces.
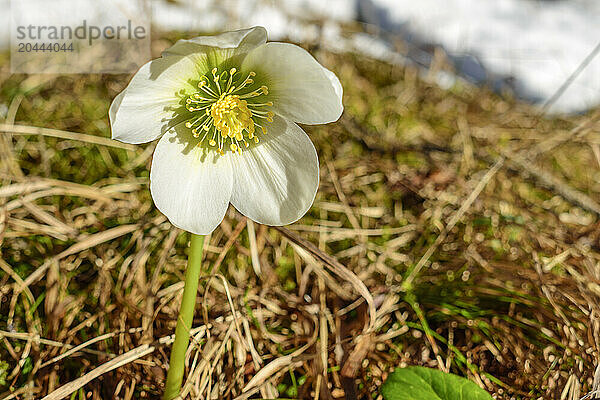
xmin=109 ymin=27 xmax=343 ymax=235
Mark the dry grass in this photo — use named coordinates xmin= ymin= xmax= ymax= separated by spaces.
xmin=1 ymin=32 xmax=600 ymax=400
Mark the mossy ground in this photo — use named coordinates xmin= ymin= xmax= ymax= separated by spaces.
xmin=1 ymin=32 xmax=599 ymax=399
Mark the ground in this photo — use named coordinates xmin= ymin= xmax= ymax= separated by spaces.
xmin=0 ymin=32 xmax=600 ymax=400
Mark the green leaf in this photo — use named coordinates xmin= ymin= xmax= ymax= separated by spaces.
xmin=382 ymin=366 xmax=493 ymax=400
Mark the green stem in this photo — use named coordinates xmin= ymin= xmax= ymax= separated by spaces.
xmin=163 ymin=233 xmax=205 ymax=400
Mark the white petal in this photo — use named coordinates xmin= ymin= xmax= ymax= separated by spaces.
xmin=163 ymin=26 xmax=267 ymax=58
xmin=322 ymin=67 xmax=343 ymax=104
xmin=230 ymin=115 xmax=319 ymax=226
xmin=110 ymin=55 xmax=198 ymax=144
xmin=242 ymin=43 xmax=343 ymax=124
xmin=150 ymin=125 xmax=233 ymax=235
xmin=109 ymin=89 xmax=126 ymax=123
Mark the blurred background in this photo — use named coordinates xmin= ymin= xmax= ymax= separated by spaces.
xmin=1 ymin=0 xmax=600 ymax=399
xmin=4 ymin=0 xmax=600 ymax=112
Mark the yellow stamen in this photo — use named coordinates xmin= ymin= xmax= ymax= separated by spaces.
xmin=211 ymin=94 xmax=254 ymax=143
xmin=183 ymin=68 xmax=274 ymax=154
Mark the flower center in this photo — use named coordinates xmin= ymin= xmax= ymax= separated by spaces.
xmin=184 ymin=67 xmax=273 ymax=155
xmin=210 ymin=95 xmax=253 ymax=141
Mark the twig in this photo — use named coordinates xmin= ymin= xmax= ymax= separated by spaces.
xmin=21 ymin=224 xmax=139 ymax=289
xmin=402 ymin=158 xmax=503 ymax=289
xmin=202 ymin=217 xmax=247 ymax=328
xmin=246 ymin=220 xmax=262 ymax=276
xmin=0 ymin=123 xmax=137 ymax=151
xmin=274 ymin=226 xmax=377 ymax=332
xmin=40 ymin=344 xmax=155 ymax=400
xmin=504 ymin=150 xmax=600 ymax=216
xmin=540 ymin=40 xmax=600 ymax=115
